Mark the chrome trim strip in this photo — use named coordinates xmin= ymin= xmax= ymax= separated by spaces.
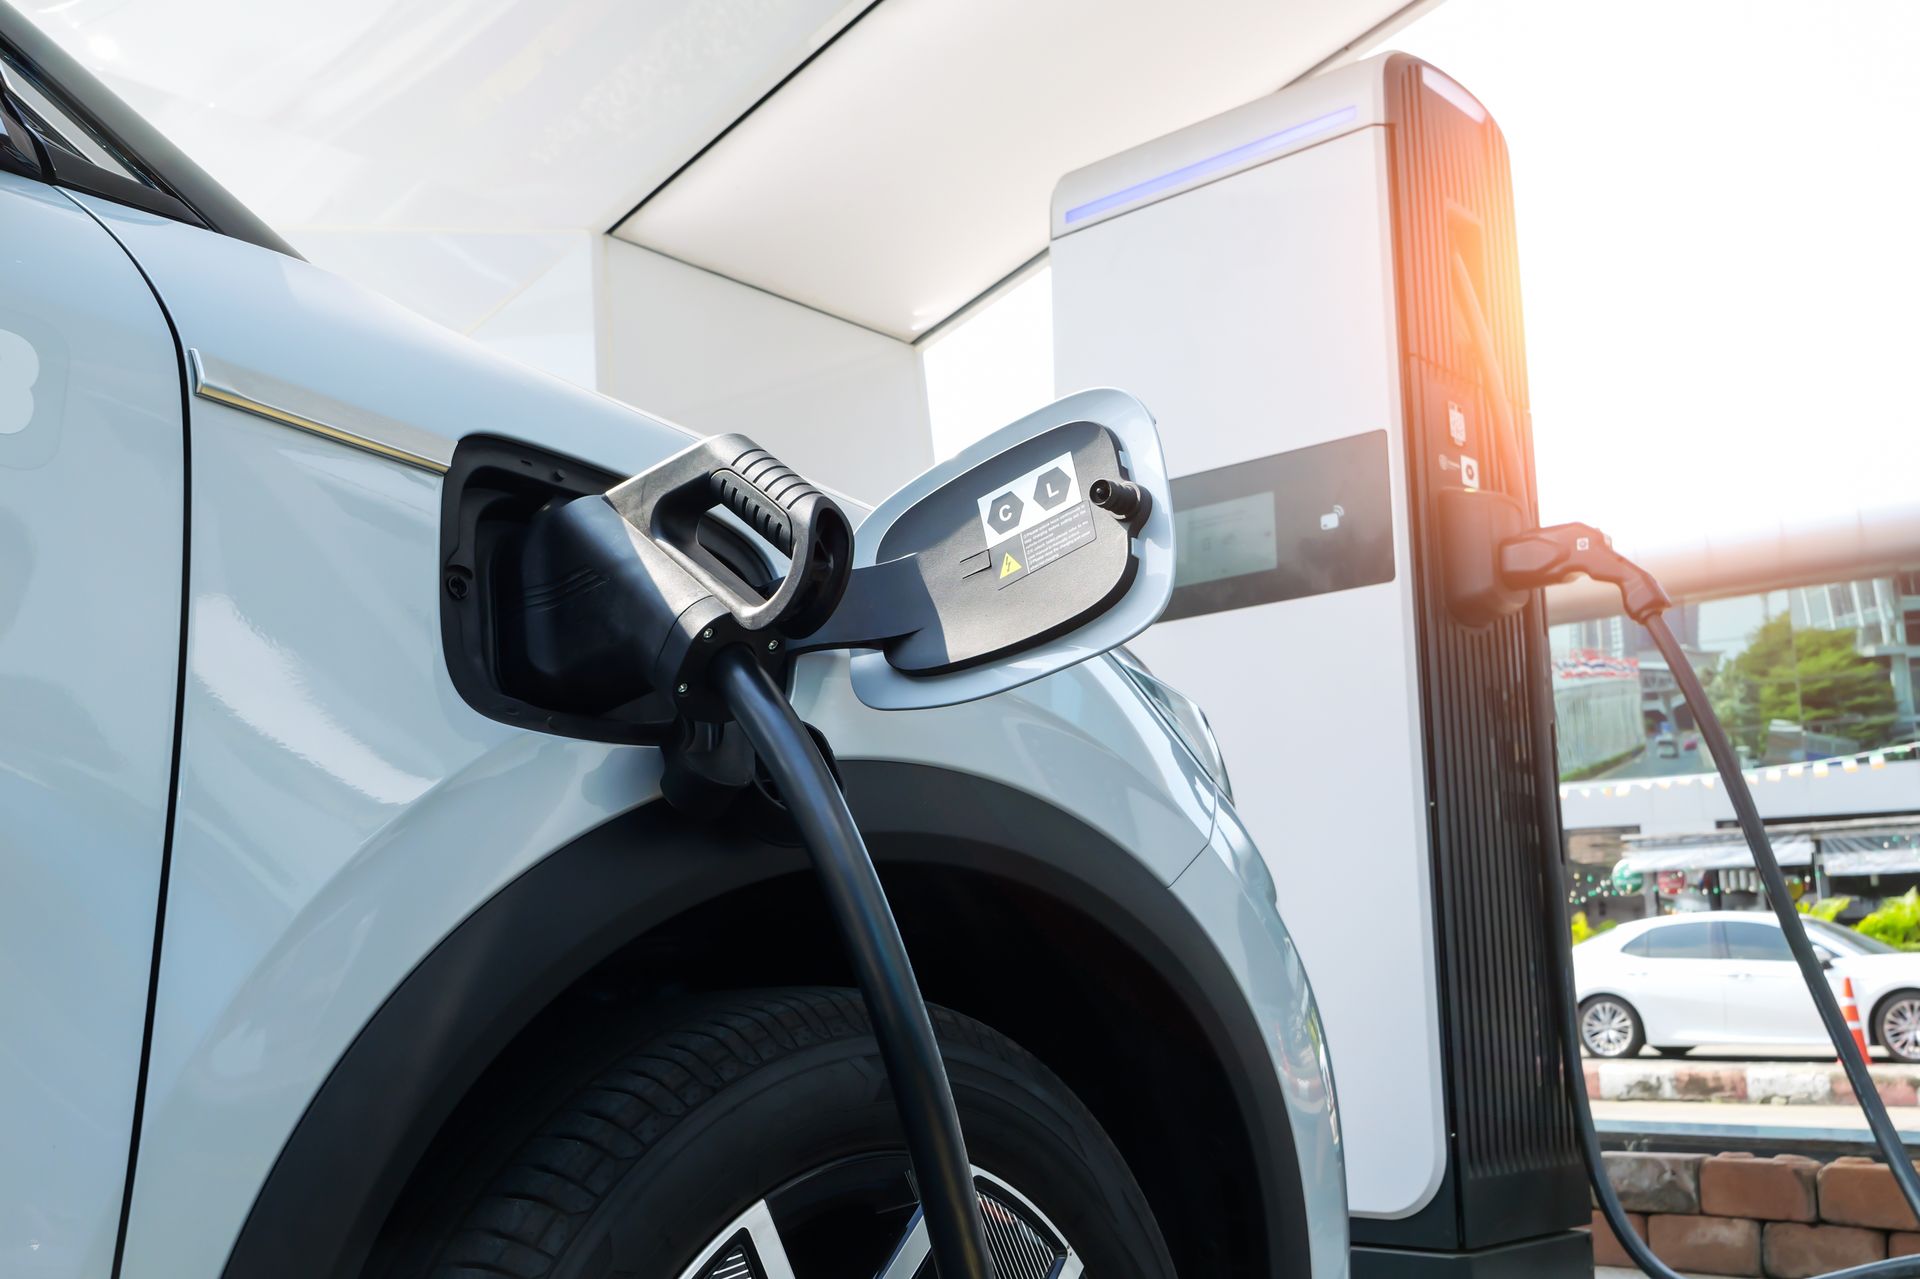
xmin=188 ymin=349 xmax=453 ymax=474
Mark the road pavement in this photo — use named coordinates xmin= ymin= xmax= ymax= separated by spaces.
xmin=1596 ymin=735 xmax=1707 ymax=780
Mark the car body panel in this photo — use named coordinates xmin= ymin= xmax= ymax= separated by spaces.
xmin=1720 ymin=916 xmax=1824 ymax=1042
xmin=1176 ymin=797 xmax=1348 ymax=1279
xmin=1575 ymin=913 xmax=1920 ymax=1051
xmin=1575 ymin=919 xmax=1728 ymax=1045
xmin=0 ymin=174 xmax=184 ymax=1279
xmin=62 ymin=197 xmax=1250 ymax=1277
xmin=793 ymin=649 xmax=1218 ymax=884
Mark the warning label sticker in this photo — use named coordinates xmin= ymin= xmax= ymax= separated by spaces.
xmin=992 ymin=499 xmax=1096 ymax=590
xmin=975 ymin=450 xmax=1101 ymax=589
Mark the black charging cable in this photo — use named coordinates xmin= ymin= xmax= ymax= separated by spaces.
xmin=711 ymin=645 xmax=995 ymax=1279
xmin=1508 ymin=536 xmax=1920 ymax=1279
xmin=1445 ymin=254 xmax=1920 ymax=1276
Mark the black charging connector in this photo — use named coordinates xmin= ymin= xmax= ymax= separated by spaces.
xmin=1498 ymin=521 xmax=1672 ymax=624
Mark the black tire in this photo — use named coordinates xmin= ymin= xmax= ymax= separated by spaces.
xmin=381 ymin=988 xmax=1174 ymax=1279
xmin=1654 ymin=1046 xmax=1690 ymax=1059
xmin=1579 ymin=994 xmax=1646 ymax=1058
xmin=1876 ymin=989 xmax=1920 ymax=1064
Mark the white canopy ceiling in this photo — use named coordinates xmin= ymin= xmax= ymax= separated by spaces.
xmin=25 ymin=0 xmax=864 ymax=231
xmin=21 ymin=0 xmax=1418 ymax=340
xmin=614 ymin=0 xmax=1412 ymax=339
xmin=20 ymin=0 xmax=868 ymax=331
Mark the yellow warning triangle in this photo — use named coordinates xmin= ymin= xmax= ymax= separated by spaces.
xmin=999 ymin=552 xmax=1023 ymax=578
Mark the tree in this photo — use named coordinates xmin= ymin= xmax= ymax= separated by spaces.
xmin=1710 ymin=615 xmax=1897 ymax=757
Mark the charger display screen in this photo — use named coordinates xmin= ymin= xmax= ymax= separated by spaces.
xmin=1174 ymin=492 xmax=1279 ymax=586
xmin=1163 ymin=429 xmax=1395 ymax=622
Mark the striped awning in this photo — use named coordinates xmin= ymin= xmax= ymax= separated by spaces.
xmin=1615 ymin=835 xmax=1816 ymax=874
xmin=1822 ymin=833 xmax=1920 ymax=876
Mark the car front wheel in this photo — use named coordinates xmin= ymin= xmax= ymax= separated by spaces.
xmin=379 ymin=987 xmax=1176 ymax=1279
xmin=1580 ymin=995 xmax=1645 ymax=1058
xmin=1877 ymin=990 xmax=1920 ymax=1063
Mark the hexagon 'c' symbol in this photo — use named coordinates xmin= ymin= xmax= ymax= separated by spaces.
xmin=987 ymin=491 xmax=1023 ymax=534
xmin=1032 ymin=466 xmax=1071 ymax=510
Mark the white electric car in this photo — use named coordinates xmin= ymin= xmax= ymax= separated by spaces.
xmin=0 ymin=16 xmax=1343 ymax=1279
xmin=1574 ymin=911 xmax=1920 ymax=1061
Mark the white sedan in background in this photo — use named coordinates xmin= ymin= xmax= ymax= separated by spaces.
xmin=1574 ymin=912 xmax=1920 ymax=1062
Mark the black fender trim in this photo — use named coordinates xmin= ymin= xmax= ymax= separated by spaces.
xmin=219 ymin=761 xmax=1306 ymax=1278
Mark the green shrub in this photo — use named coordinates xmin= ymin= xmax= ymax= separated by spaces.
xmin=1858 ymin=888 xmax=1920 ymax=951
xmin=1798 ymin=896 xmax=1851 ymax=922
xmin=1570 ymin=912 xmax=1618 ymax=945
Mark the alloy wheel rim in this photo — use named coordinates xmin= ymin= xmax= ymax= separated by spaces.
xmin=1886 ymin=999 xmax=1920 ymax=1059
xmin=1582 ymin=1000 xmax=1634 ymax=1056
xmin=675 ymin=1157 xmax=1082 ymax=1279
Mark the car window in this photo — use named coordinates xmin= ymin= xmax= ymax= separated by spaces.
xmin=1622 ymin=933 xmax=1651 ymax=958
xmin=1723 ymin=919 xmax=1793 ymax=962
xmin=0 ymin=54 xmax=146 ymax=182
xmin=1643 ymin=921 xmax=1715 ymax=959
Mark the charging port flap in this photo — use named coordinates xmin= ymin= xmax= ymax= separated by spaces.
xmin=841 ymin=387 xmax=1174 ymax=711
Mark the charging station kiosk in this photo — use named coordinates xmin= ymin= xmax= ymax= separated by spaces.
xmin=1053 ymin=53 xmax=1589 ymax=1275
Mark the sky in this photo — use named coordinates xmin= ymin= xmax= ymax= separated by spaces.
xmin=925 ymin=0 xmax=1920 ymax=552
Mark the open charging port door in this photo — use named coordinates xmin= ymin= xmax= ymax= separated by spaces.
xmin=813 ymin=386 xmax=1175 ymax=709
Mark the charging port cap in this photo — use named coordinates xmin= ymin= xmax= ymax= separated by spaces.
xmin=843 ymin=388 xmax=1174 ymax=711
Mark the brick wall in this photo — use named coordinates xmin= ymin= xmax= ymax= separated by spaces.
xmin=1593 ymin=1152 xmax=1920 ymax=1277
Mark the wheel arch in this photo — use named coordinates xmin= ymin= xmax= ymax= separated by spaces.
xmin=223 ymin=760 xmax=1302 ymax=1279
xmin=1577 ymin=987 xmax=1641 ymax=1010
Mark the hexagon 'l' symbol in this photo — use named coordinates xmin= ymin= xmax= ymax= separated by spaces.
xmin=1032 ymin=466 xmax=1071 ymax=510
xmin=987 ymin=491 xmax=1023 ymax=534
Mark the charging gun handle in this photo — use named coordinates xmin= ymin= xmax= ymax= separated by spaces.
xmin=1498 ymin=522 xmax=1672 ymax=623
xmin=606 ymin=433 xmax=854 ymax=638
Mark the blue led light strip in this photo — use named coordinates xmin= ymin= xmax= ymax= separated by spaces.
xmin=1063 ymin=104 xmax=1360 ymax=226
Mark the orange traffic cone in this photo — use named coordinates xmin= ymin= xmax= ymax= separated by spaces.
xmin=1841 ymin=976 xmax=1872 ymax=1061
